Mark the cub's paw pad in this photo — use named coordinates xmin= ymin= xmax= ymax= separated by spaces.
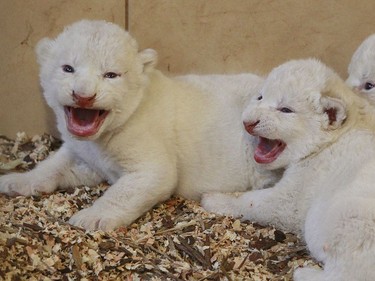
xmin=201 ymin=192 xmax=241 ymax=216
xmin=69 ymin=206 xmax=123 ymax=231
xmin=293 ymin=267 xmax=324 ymax=281
xmin=0 ymin=174 xmax=50 ymax=197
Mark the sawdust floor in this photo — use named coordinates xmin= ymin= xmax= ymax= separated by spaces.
xmin=0 ymin=133 xmax=319 ymax=281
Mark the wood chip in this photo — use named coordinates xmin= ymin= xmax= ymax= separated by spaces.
xmin=0 ymin=133 xmax=319 ymax=280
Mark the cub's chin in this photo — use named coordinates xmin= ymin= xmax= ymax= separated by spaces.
xmin=64 ymin=106 xmax=110 ymax=139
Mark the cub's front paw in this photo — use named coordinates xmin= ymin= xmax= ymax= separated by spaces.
xmin=69 ymin=205 xmax=124 ymax=231
xmin=0 ymin=173 xmax=54 ymax=197
xmin=201 ymin=192 xmax=245 ymax=218
xmin=293 ymin=267 xmax=324 ymax=281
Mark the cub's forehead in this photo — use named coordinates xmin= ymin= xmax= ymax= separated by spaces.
xmin=261 ymin=59 xmax=332 ymax=102
xmin=349 ymin=34 xmax=375 ymax=80
xmin=52 ymin=20 xmax=138 ymax=63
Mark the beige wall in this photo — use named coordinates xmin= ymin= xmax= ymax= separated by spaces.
xmin=129 ymin=0 xmax=375 ymax=77
xmin=0 ymin=0 xmax=126 ymax=138
xmin=1 ymin=0 xmax=375 ymax=137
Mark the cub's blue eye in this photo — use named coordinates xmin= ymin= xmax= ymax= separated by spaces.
xmin=104 ymin=72 xmax=120 ymax=79
xmin=62 ymin=65 xmax=74 ymax=73
xmin=279 ymin=107 xmax=293 ymax=113
xmin=364 ymin=82 xmax=375 ymax=90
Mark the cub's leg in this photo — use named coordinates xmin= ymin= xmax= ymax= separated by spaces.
xmin=69 ymin=154 xmax=178 ymax=231
xmin=201 ymin=184 xmax=302 ymax=234
xmin=298 ymin=196 xmax=375 ymax=281
xmin=0 ymin=145 xmax=103 ymax=196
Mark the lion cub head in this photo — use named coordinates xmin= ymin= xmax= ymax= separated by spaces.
xmin=242 ymin=59 xmax=353 ymax=169
xmin=346 ymin=33 xmax=375 ymax=105
xmin=36 ymin=20 xmax=157 ymax=140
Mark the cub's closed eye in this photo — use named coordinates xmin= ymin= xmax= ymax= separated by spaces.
xmin=104 ymin=72 xmax=120 ymax=79
xmin=279 ymin=107 xmax=294 ymax=113
xmin=62 ymin=65 xmax=74 ymax=73
xmin=364 ymin=82 xmax=375 ymax=91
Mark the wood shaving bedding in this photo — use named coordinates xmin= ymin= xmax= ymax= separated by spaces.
xmin=0 ymin=133 xmax=319 ymax=281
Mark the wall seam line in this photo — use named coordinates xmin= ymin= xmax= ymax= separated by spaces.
xmin=125 ymin=0 xmax=129 ymax=31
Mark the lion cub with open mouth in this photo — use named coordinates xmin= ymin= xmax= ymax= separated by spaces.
xmin=203 ymin=59 xmax=375 ymax=281
xmin=0 ymin=20 xmax=281 ymax=231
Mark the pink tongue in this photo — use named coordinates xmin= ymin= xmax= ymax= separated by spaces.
xmin=72 ymin=108 xmax=99 ymax=126
xmin=254 ymin=137 xmax=286 ymax=164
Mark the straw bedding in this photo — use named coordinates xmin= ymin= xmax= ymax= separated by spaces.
xmin=0 ymin=133 xmax=319 ymax=281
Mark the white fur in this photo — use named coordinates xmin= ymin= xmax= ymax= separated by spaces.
xmin=202 ymin=59 xmax=375 ymax=281
xmin=0 ymin=20 xmax=281 ymax=230
xmin=346 ymin=33 xmax=375 ymax=104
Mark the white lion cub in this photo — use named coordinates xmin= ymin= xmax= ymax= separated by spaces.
xmin=202 ymin=59 xmax=375 ymax=281
xmin=346 ymin=33 xmax=375 ymax=105
xmin=0 ymin=20 xmax=279 ymax=230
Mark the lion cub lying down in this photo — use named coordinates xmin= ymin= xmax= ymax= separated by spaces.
xmin=0 ymin=20 xmax=281 ymax=230
xmin=203 ymin=59 xmax=375 ymax=281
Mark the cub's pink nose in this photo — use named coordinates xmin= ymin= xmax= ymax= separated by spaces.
xmin=243 ymin=120 xmax=259 ymax=135
xmin=72 ymin=92 xmax=96 ymax=108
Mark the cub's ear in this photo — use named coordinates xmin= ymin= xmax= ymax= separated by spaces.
xmin=35 ymin=38 xmax=54 ymax=65
xmin=320 ymin=96 xmax=347 ymax=130
xmin=139 ymin=48 xmax=157 ymax=73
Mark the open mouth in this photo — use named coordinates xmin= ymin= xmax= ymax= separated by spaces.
xmin=254 ymin=137 xmax=286 ymax=164
xmin=64 ymin=106 xmax=109 ymax=137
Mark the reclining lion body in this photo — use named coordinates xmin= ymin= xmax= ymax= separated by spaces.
xmin=0 ymin=20 xmax=281 ymax=230
xmin=203 ymin=59 xmax=375 ymax=280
